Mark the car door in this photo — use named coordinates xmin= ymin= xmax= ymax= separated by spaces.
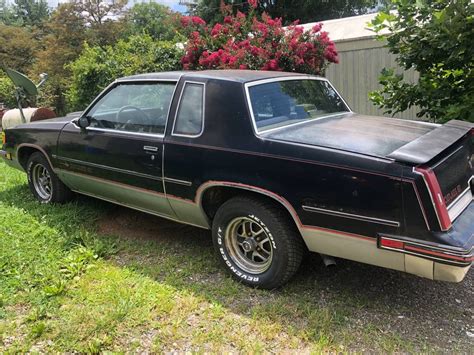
xmin=56 ymin=80 xmax=177 ymax=219
xmin=162 ymin=80 xmax=210 ymax=228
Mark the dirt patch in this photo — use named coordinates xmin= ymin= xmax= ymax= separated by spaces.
xmin=97 ymin=206 xmax=210 ymax=243
xmin=1 ymin=304 xmax=30 ymax=349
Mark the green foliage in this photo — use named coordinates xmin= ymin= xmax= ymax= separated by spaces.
xmin=0 ymin=0 xmax=16 ymax=25
xmin=31 ymin=3 xmax=88 ymax=114
xmin=194 ymin=0 xmax=385 ymax=25
xmin=74 ymin=0 xmax=127 ymax=25
xmin=0 ymin=73 xmax=16 ymax=107
xmin=67 ymin=35 xmax=184 ymax=111
xmin=69 ymin=1 xmax=129 ymax=47
xmin=29 ymin=321 xmax=47 ymax=338
xmin=370 ymin=0 xmax=474 ymax=123
xmin=0 ymin=0 xmax=183 ymax=115
xmin=125 ymin=2 xmax=182 ymax=41
xmin=10 ymin=0 xmax=49 ymax=26
xmin=0 ymin=23 xmax=39 ymax=73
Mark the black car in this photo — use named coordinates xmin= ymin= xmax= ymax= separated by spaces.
xmin=1 ymin=70 xmax=473 ymax=289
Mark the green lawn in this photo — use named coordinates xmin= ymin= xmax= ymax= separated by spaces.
xmin=0 ymin=160 xmax=470 ymax=352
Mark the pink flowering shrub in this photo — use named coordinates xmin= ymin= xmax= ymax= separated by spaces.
xmin=180 ymin=1 xmax=338 ymax=74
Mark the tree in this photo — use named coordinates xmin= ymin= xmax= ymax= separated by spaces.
xmin=0 ymin=23 xmax=39 ymax=72
xmin=87 ymin=17 xmax=129 ymax=47
xmin=180 ymin=2 xmax=338 ymax=74
xmin=0 ymin=0 xmax=16 ymax=25
xmin=34 ymin=3 xmax=86 ymax=78
xmin=72 ymin=0 xmax=129 ymax=46
xmin=10 ymin=0 xmax=49 ymax=27
xmin=194 ymin=0 xmax=384 ymax=25
xmin=370 ymin=0 xmax=473 ymax=123
xmin=31 ymin=3 xmax=88 ymax=114
xmin=67 ymin=35 xmax=184 ymax=110
xmin=72 ymin=0 xmax=127 ymax=26
xmin=124 ymin=2 xmax=182 ymax=41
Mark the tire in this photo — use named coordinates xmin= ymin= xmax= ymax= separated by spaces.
xmin=26 ymin=152 xmax=73 ymax=204
xmin=212 ymin=196 xmax=304 ymax=289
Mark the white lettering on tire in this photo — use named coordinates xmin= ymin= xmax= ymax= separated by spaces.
xmin=249 ymin=214 xmax=276 ymax=250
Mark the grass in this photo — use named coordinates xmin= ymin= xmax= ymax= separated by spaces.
xmin=0 ymin=160 xmax=457 ymax=352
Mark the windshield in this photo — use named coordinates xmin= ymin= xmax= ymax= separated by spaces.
xmin=247 ymin=79 xmax=349 ymax=132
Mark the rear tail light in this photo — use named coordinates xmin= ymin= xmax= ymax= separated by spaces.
xmin=415 ymin=166 xmax=452 ymax=231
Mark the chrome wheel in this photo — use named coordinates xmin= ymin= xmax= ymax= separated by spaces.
xmin=224 ymin=217 xmax=273 ymax=274
xmin=32 ymin=164 xmax=52 ymax=200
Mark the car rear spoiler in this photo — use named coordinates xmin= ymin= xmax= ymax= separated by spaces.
xmin=387 ymin=120 xmax=474 ymax=164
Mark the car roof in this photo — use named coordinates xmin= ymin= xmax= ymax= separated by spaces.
xmin=117 ymin=70 xmax=321 ymax=84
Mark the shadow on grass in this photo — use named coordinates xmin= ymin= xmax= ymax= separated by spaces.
xmin=1 ymin=182 xmax=472 ymax=351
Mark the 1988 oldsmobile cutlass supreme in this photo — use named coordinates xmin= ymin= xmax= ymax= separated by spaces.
xmin=1 ymin=70 xmax=473 ymax=288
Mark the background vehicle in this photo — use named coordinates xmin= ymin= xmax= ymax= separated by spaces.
xmin=2 ymin=70 xmax=473 ymax=289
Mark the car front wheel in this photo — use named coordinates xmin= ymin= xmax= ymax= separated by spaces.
xmin=212 ymin=196 xmax=304 ymax=289
xmin=26 ymin=152 xmax=73 ymax=204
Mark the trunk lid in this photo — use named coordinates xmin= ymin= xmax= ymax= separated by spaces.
xmin=262 ymin=112 xmax=438 ymax=158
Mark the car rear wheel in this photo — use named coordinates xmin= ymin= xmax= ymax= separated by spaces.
xmin=212 ymin=196 xmax=304 ymax=289
xmin=27 ymin=152 xmax=73 ymax=204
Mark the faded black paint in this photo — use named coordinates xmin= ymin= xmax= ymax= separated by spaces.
xmin=2 ymin=71 xmax=473 ymax=256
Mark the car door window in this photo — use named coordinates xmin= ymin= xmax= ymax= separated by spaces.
xmin=173 ymin=82 xmax=204 ymax=137
xmin=87 ymin=82 xmax=176 ymax=134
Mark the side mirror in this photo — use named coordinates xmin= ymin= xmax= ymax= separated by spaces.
xmin=76 ymin=116 xmax=91 ymax=129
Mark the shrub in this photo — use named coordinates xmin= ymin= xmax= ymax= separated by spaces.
xmin=369 ymin=0 xmax=473 ymax=123
xmin=0 ymin=74 xmax=16 ymax=108
xmin=67 ymin=35 xmax=184 ymax=111
xmin=179 ymin=2 xmax=338 ymax=75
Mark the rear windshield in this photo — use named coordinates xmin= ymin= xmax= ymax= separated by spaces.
xmin=247 ymin=79 xmax=349 ymax=132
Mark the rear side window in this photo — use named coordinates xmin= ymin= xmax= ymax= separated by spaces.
xmin=173 ymin=82 xmax=204 ymax=136
xmin=248 ymin=79 xmax=349 ymax=132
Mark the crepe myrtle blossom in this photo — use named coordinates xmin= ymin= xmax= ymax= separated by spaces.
xmin=179 ymin=4 xmax=338 ymax=74
xmin=248 ymin=0 xmax=258 ymax=9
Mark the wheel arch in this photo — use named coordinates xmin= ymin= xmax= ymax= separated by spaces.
xmin=17 ymin=144 xmax=53 ymax=170
xmin=196 ymin=181 xmax=303 ymax=232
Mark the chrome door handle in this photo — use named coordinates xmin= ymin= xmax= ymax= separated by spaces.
xmin=143 ymin=146 xmax=159 ymax=152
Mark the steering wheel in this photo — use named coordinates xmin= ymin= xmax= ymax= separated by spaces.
xmin=115 ymin=105 xmax=151 ymax=130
